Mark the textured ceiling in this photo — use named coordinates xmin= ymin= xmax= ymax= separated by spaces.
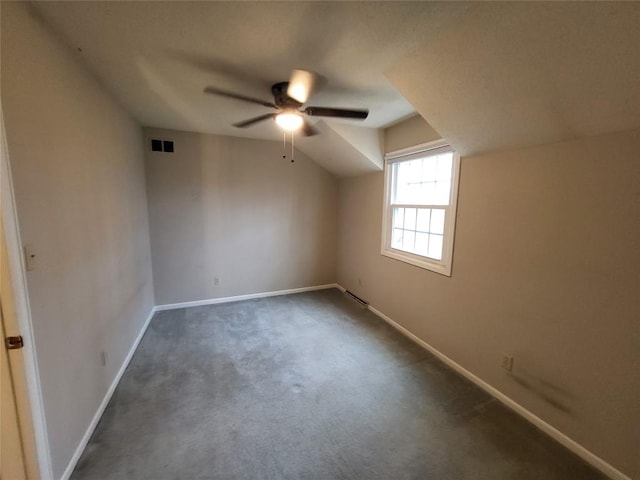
xmin=30 ymin=2 xmax=640 ymax=174
xmin=386 ymin=2 xmax=640 ymax=156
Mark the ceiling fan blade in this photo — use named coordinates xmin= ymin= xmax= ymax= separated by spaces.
xmin=287 ymin=69 xmax=319 ymax=104
xmin=301 ymin=119 xmax=318 ymax=137
xmin=304 ymin=107 xmax=369 ymax=119
xmin=204 ymin=86 xmax=277 ymax=109
xmin=233 ymin=113 xmax=276 ymax=128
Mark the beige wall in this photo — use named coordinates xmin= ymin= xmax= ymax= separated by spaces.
xmin=338 ymin=125 xmax=640 ymax=478
xmin=144 ymin=128 xmax=338 ymax=305
xmin=1 ymin=3 xmax=155 ymax=478
xmin=384 ymin=114 xmax=441 ymax=153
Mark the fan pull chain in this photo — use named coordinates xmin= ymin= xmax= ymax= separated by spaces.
xmin=282 ymin=130 xmax=287 ymax=160
xmin=291 ymin=131 xmax=295 ymax=163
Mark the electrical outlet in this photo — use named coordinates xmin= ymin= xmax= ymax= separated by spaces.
xmin=24 ymin=245 xmax=37 ymax=271
xmin=501 ymin=354 xmax=514 ymax=372
xmin=214 ymin=277 xmax=220 ymax=286
xmin=100 ymin=351 xmax=107 ymax=367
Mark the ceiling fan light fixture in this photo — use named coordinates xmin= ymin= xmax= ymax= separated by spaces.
xmin=275 ymin=112 xmax=303 ymax=131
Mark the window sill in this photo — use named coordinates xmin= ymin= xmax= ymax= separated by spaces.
xmin=381 ymin=247 xmax=452 ymax=277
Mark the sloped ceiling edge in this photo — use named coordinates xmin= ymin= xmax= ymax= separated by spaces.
xmin=385 ymin=3 xmax=640 ymax=157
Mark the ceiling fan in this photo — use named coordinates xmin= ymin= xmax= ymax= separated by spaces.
xmin=203 ymin=70 xmax=369 ymax=136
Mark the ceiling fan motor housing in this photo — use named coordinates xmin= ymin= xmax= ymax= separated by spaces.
xmin=271 ymin=82 xmax=302 ymax=109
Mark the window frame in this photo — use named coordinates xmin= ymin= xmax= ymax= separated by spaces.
xmin=381 ymin=139 xmax=461 ymax=276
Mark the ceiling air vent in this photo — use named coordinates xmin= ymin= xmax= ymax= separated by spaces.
xmin=150 ymin=139 xmax=174 ymax=153
xmin=151 ymin=139 xmax=162 ymax=151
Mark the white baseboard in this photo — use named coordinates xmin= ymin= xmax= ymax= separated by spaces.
xmin=59 ymin=306 xmax=156 ymax=480
xmin=363 ymin=302 xmax=630 ymax=480
xmin=155 ymin=283 xmax=339 ymax=311
xmin=61 ymin=284 xmax=628 ymax=480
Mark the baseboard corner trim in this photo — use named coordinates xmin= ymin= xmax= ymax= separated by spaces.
xmin=154 ymin=283 xmax=340 ymax=311
xmin=59 ymin=305 xmax=157 ymax=480
xmin=367 ymin=305 xmax=631 ymax=480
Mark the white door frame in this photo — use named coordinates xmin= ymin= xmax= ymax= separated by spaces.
xmin=1 ymin=103 xmax=54 ymax=479
xmin=1 ymin=294 xmax=29 ymax=479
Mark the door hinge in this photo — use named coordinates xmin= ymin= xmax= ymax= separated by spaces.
xmin=5 ymin=335 xmax=24 ymax=350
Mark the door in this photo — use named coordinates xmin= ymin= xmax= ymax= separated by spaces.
xmin=1 ymin=224 xmax=38 ymax=480
xmin=1 ymin=300 xmax=28 ymax=480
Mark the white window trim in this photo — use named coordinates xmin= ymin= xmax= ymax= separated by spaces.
xmin=381 ymin=139 xmax=461 ymax=277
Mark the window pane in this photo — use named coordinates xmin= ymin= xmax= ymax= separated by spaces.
xmin=428 ymin=234 xmax=443 ymax=260
xmin=404 ymin=207 xmax=416 ymax=230
xmin=434 ymin=181 xmax=451 ymax=205
xmin=423 ymin=181 xmax=437 ymax=205
xmin=415 ymin=232 xmax=429 ymax=256
xmin=422 ymin=157 xmax=437 ymax=181
xmin=416 ymin=208 xmax=430 ymax=232
xmin=409 ymin=159 xmax=421 ymax=181
xmin=436 ymin=153 xmax=453 ymax=181
xmin=430 ymin=209 xmax=445 ymax=234
xmin=391 ymin=228 xmax=403 ymax=249
xmin=403 ymin=230 xmax=415 ymax=252
xmin=395 ymin=160 xmax=422 ymax=204
xmin=392 ymin=207 xmax=405 ymax=229
xmin=393 ymin=163 xmax=408 ymax=203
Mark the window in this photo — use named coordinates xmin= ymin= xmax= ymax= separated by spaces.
xmin=381 ymin=140 xmax=460 ymax=276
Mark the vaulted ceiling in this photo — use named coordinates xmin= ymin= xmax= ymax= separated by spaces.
xmin=31 ymin=1 xmax=640 ymax=176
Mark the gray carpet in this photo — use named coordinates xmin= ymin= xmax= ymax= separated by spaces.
xmin=71 ymin=288 xmax=606 ymax=479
